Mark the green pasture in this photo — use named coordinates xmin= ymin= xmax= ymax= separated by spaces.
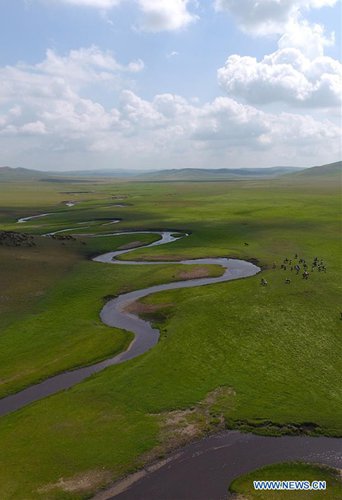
xmin=0 ymin=231 xmax=222 ymax=396
xmin=0 ymin=172 xmax=341 ymax=498
xmin=229 ymin=462 xmax=342 ymax=499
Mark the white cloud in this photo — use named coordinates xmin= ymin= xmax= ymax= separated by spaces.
xmin=4 ymin=1 xmax=338 ymax=169
xmin=0 ymin=46 xmax=340 ymax=169
xmin=217 ymin=1 xmax=341 ymax=109
xmin=0 ymin=46 xmax=142 ymax=101
xmin=127 ymin=59 xmax=145 ymax=72
xmin=218 ymin=48 xmax=342 ymax=107
xmin=214 ymin=0 xmax=338 ymax=35
xmin=79 ymin=91 xmax=341 ymax=166
xmin=167 ymin=51 xmax=179 ymax=59
xmin=120 ymin=90 xmax=165 ymax=129
xmin=21 ymin=121 xmax=47 ymax=135
xmin=0 ymin=47 xmax=140 ymax=142
xmin=278 ymin=18 xmax=335 ymax=58
xmin=50 ymin=0 xmax=197 ymax=31
xmin=136 ymin=0 xmax=198 ymax=32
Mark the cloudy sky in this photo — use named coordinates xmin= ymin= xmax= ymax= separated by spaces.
xmin=0 ymin=0 xmax=341 ymax=171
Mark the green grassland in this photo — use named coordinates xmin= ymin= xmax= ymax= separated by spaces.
xmin=0 ymin=231 xmax=222 ymax=396
xmin=229 ymin=462 xmax=342 ymax=499
xmin=0 ymin=168 xmax=341 ymax=498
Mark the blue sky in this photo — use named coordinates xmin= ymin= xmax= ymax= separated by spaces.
xmin=0 ymin=0 xmax=341 ymax=170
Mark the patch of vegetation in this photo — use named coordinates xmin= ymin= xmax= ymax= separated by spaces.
xmin=170 ymin=232 xmax=186 ymax=238
xmin=0 ymin=230 xmax=35 ymax=247
xmin=148 ymin=387 xmax=236 ymax=459
xmin=226 ymin=419 xmax=322 ymax=436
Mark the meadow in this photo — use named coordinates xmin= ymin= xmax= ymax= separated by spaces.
xmin=0 ymin=168 xmax=341 ymax=498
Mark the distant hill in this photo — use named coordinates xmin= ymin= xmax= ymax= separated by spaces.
xmin=0 ymin=167 xmax=95 ymax=183
xmin=0 ymin=166 xmax=141 ymax=181
xmin=292 ymin=161 xmax=342 ymax=178
xmin=56 ymin=169 xmax=141 ymax=177
xmin=2 ymin=164 xmax=339 ymax=182
xmin=136 ymin=167 xmax=301 ymax=181
xmin=0 ymin=165 xmax=300 ymax=182
xmin=0 ymin=166 xmax=48 ymax=181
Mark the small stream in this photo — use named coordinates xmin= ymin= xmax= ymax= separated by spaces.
xmin=17 ymin=213 xmax=53 ymax=223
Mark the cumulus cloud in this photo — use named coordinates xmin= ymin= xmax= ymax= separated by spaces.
xmin=214 ymin=0 xmax=338 ymax=35
xmin=120 ymin=90 xmax=166 ymax=129
xmin=136 ymin=0 xmax=197 ymax=32
xmin=36 ymin=46 xmax=144 ymax=85
xmin=278 ymin=18 xmax=335 ymax=58
xmin=0 ymin=47 xmax=141 ymax=141
xmin=0 ymin=46 xmax=143 ymax=100
xmin=217 ymin=0 xmax=341 ymax=110
xmin=0 ymin=47 xmax=340 ymax=169
xmin=51 ymin=0 xmax=197 ymax=31
xmin=218 ymin=47 xmax=342 ymax=107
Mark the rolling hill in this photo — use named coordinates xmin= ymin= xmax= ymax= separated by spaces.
xmin=136 ymin=166 xmax=301 ymax=181
xmin=2 ymin=163 xmax=340 ymax=183
xmin=0 ymin=166 xmax=48 ymax=181
xmin=292 ymin=161 xmax=341 ymax=178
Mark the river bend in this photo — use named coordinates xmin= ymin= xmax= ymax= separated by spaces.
xmin=0 ymin=231 xmax=259 ymax=417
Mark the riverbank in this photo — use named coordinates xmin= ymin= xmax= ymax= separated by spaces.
xmin=93 ymin=431 xmax=342 ymax=500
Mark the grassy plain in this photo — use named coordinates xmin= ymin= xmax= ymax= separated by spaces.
xmin=0 ymin=232 xmax=223 ymax=396
xmin=229 ymin=462 xmax=342 ymax=499
xmin=0 ymin=171 xmax=341 ymax=498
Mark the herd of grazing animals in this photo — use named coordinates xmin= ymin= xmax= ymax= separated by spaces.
xmin=259 ymin=253 xmax=342 ymax=319
xmin=260 ymin=254 xmax=327 ymax=288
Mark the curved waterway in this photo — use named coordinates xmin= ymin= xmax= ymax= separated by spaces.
xmin=0 ymin=231 xmax=259 ymax=417
xmin=1 ymin=230 xmax=341 ymax=498
xmin=17 ymin=202 xmax=77 ymax=223
xmin=94 ymin=431 xmax=342 ymax=500
xmin=17 ymin=213 xmax=53 ymax=223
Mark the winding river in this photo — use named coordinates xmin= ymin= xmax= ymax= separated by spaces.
xmin=0 ymin=231 xmax=259 ymax=417
xmin=1 ymin=229 xmax=341 ymax=500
